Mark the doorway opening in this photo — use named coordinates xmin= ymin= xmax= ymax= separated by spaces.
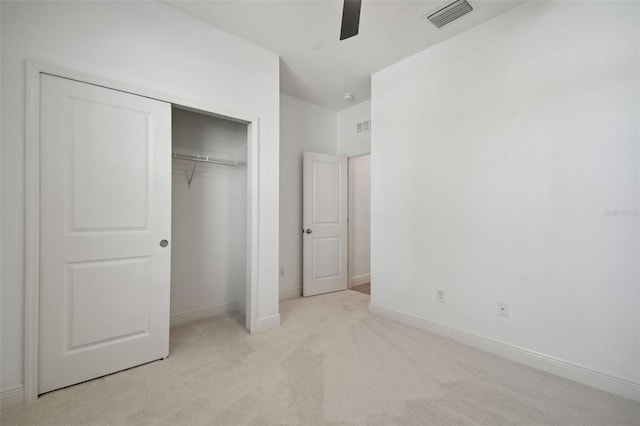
xmin=170 ymin=107 xmax=249 ymax=327
xmin=301 ymin=152 xmax=371 ymax=298
xmin=348 ymin=154 xmax=371 ymax=296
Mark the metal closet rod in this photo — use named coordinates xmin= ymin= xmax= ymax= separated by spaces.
xmin=172 ymin=152 xmax=247 ymax=167
xmin=173 ymin=152 xmax=246 ymax=189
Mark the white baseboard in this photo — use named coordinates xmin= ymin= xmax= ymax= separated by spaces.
xmin=170 ymin=303 xmax=237 ymax=327
xmin=279 ymin=288 xmax=301 ymax=300
xmin=369 ymin=304 xmax=640 ymax=402
xmin=1 ymin=385 xmax=24 ymax=410
xmin=253 ymin=314 xmax=281 ymax=332
xmin=350 ymin=274 xmax=370 ymax=287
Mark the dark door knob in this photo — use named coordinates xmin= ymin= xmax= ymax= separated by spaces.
xmin=160 ymin=239 xmax=169 ymax=247
xmin=304 ymin=229 xmax=312 ymax=234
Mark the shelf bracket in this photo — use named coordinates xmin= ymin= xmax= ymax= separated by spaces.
xmin=187 ymin=160 xmax=199 ymax=189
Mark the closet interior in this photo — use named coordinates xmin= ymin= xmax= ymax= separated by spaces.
xmin=170 ymin=107 xmax=248 ymax=329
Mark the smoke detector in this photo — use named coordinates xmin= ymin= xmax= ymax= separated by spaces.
xmin=424 ymin=0 xmax=473 ymax=29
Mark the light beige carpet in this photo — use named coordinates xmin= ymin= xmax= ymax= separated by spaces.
xmin=2 ymin=290 xmax=639 ymax=425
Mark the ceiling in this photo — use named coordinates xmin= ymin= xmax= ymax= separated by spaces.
xmin=165 ymin=0 xmax=522 ymax=111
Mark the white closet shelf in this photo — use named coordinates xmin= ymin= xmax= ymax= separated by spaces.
xmin=172 ymin=152 xmax=247 ymax=167
xmin=172 ymin=152 xmax=246 ymax=189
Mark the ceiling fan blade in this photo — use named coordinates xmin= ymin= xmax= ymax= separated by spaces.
xmin=340 ymin=0 xmax=361 ymax=40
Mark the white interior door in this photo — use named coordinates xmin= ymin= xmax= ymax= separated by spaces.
xmin=39 ymin=74 xmax=172 ymax=394
xmin=303 ymin=152 xmax=348 ymax=296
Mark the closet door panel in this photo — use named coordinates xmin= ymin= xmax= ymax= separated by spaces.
xmin=39 ymin=74 xmax=172 ymax=395
xmin=70 ymin=99 xmax=149 ymax=230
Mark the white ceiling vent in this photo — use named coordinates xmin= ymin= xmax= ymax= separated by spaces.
xmin=425 ymin=0 xmax=473 ymax=29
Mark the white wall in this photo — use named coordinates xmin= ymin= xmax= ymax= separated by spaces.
xmin=371 ymin=0 xmax=640 ymax=394
xmin=348 ymin=155 xmax=371 ymax=287
xmin=338 ymin=100 xmax=371 ymax=156
xmin=279 ymin=94 xmax=337 ymax=298
xmin=171 ymin=109 xmax=247 ymax=322
xmin=1 ymin=0 xmax=280 ymax=399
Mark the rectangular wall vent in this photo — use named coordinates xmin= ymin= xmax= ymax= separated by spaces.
xmin=425 ymin=0 xmax=473 ymax=29
xmin=356 ymin=120 xmax=370 ymax=134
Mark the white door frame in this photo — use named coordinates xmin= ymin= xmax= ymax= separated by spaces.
xmin=24 ymin=61 xmax=261 ymax=402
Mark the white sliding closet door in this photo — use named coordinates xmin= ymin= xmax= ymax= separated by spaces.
xmin=39 ymin=74 xmax=172 ymax=394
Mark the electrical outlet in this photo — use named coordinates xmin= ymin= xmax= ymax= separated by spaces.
xmin=279 ymin=267 xmax=285 ymax=277
xmin=436 ymin=289 xmax=446 ymax=303
xmin=497 ymin=302 xmax=509 ymax=317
